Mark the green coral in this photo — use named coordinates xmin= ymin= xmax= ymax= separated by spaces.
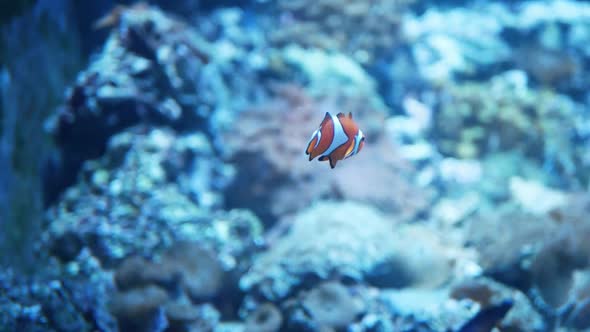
xmin=434 ymin=71 xmax=584 ymax=185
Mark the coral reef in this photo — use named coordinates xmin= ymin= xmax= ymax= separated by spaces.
xmin=111 ymin=244 xmax=224 ymax=332
xmin=0 ymin=251 xmax=116 ymax=332
xmin=240 ymin=201 xmax=460 ymax=301
xmin=244 ymin=303 xmax=282 ymax=332
xmin=406 ymin=0 xmax=590 ymax=88
xmin=466 ymin=194 xmax=590 ymax=325
xmin=299 ymin=281 xmax=363 ymax=329
xmin=269 ymin=0 xmax=414 ymax=63
xmin=224 ymin=84 xmax=431 ymax=225
xmin=0 ymin=0 xmax=82 ymax=269
xmin=432 ymin=71 xmax=588 ymax=186
xmin=43 ymin=127 xmax=262 ymax=266
xmin=4 ymin=0 xmax=590 ymax=331
xmin=45 ymin=4 xmax=217 ymax=201
xmin=450 ymin=277 xmax=545 ymax=331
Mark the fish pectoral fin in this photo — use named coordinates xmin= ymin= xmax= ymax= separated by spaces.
xmin=344 ymin=141 xmax=355 ymax=158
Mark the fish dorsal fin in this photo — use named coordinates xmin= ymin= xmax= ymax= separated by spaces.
xmin=319 ymin=112 xmax=332 ymax=128
xmin=336 ymin=112 xmax=345 ymax=118
xmin=348 ymin=112 xmax=353 ymax=119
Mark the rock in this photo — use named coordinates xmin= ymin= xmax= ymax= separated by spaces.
xmin=404 ymin=4 xmax=511 ymax=82
xmin=450 ymin=277 xmax=545 ymax=331
xmin=466 ymin=195 xmax=590 ymax=317
xmin=244 ymin=303 xmax=282 ymax=332
xmin=161 ymin=242 xmax=225 ymax=302
xmin=0 ymin=261 xmax=117 ymax=332
xmin=166 ymin=302 xmax=220 ymax=332
xmin=114 ymin=256 xmax=175 ymax=291
xmin=240 ymin=201 xmax=458 ymax=301
xmin=379 ymin=288 xmax=472 ymax=331
xmin=282 ymin=45 xmax=378 ymax=97
xmin=43 ymin=127 xmax=262 ymax=267
xmin=301 ymin=281 xmax=364 ymax=329
xmin=110 ymin=285 xmax=169 ymax=324
xmin=432 ymin=192 xmax=480 ymax=226
xmin=431 ymin=70 xmax=586 ymax=187
xmin=509 ymin=177 xmax=568 ymax=215
xmin=45 ymin=4 xmax=218 ymax=201
xmin=268 ymin=0 xmax=411 ymax=63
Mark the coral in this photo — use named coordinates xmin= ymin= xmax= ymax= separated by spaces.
xmin=379 ymin=288 xmax=473 ymax=331
xmin=563 ymin=270 xmax=590 ymax=329
xmin=224 ymin=84 xmax=431 ymax=225
xmin=0 ymin=251 xmax=117 ymax=332
xmin=281 ymin=45 xmax=380 ymax=97
xmin=432 ymin=71 xmax=587 ymax=186
xmin=112 ymin=243 xmax=225 ymax=332
xmin=244 ymin=303 xmax=283 ymax=332
xmin=466 ymin=194 xmax=590 ymax=320
xmin=528 ymin=196 xmax=590 ymax=311
xmin=110 ymin=285 xmax=169 ymax=330
xmin=404 ymin=5 xmax=511 ymax=82
xmin=43 ymin=127 xmax=263 ymax=267
xmin=240 ymin=201 xmax=459 ymax=302
xmin=114 ymin=243 xmax=226 ymax=302
xmin=465 ymin=206 xmax=556 ymax=289
xmin=115 ymin=255 xmax=175 ymax=290
xmin=300 ymin=281 xmax=363 ymax=329
xmin=405 ymin=0 xmax=590 ymax=88
xmin=161 ymin=242 xmax=225 ymax=301
xmin=269 ymin=0 xmax=413 ymax=63
xmin=45 ymin=4 xmax=217 ymax=200
xmin=165 ymin=302 xmax=220 ymax=332
xmin=450 ymin=277 xmax=545 ymax=331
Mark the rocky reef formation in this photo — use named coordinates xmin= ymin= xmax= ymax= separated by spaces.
xmin=223 ymin=84 xmax=432 ymax=225
xmin=45 ymin=4 xmax=217 ymax=201
xmin=432 ymin=71 xmax=586 ymax=186
xmin=3 ymin=0 xmax=590 ymax=331
xmin=268 ymin=0 xmax=414 ymax=63
xmin=43 ymin=127 xmax=261 ymax=266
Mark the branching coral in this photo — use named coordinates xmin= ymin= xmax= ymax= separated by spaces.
xmin=269 ymin=0 xmax=414 ymax=63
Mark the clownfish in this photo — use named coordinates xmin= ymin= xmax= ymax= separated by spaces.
xmin=305 ymin=112 xmax=365 ymax=168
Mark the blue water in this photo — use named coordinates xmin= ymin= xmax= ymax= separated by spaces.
xmin=1 ymin=1 xmax=590 ymax=331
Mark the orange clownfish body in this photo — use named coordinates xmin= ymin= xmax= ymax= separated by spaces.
xmin=306 ymin=112 xmax=365 ymax=168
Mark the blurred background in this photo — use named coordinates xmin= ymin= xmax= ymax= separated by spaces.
xmin=1 ymin=0 xmax=590 ymax=331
